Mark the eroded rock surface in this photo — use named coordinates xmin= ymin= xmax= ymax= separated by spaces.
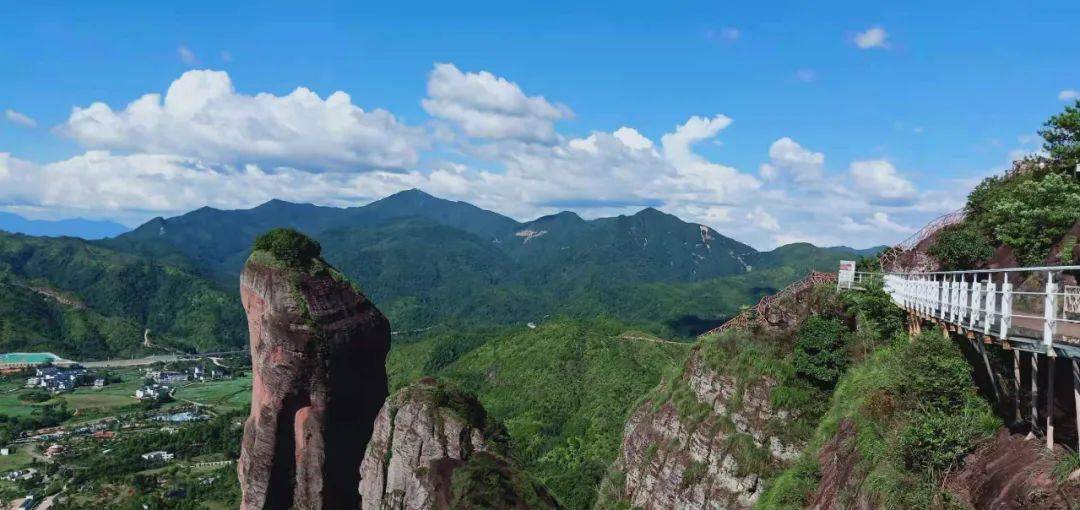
xmin=359 ymin=377 xmax=561 ymax=510
xmin=946 ymin=429 xmax=1080 ymax=509
xmin=597 ymin=351 xmax=802 ymax=509
xmin=238 ymin=250 xmax=390 ymax=510
xmin=597 ymin=274 xmax=837 ymax=510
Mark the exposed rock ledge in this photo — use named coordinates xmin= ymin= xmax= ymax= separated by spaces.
xmin=359 ymin=377 xmax=562 ymax=510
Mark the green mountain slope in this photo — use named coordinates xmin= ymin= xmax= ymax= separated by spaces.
xmin=98 ymin=190 xmax=877 ymax=336
xmin=0 ymin=232 xmax=245 ymax=359
xmin=749 ymin=242 xmax=886 ymax=273
xmin=387 ymin=318 xmax=691 ymax=510
xmin=500 ymin=208 xmax=756 ymax=287
xmin=101 ymin=189 xmax=520 ymax=284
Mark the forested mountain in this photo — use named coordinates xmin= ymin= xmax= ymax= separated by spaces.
xmin=97 ymin=189 xmax=878 ymax=334
xmin=0 ymin=232 xmax=245 ymax=359
xmin=0 ymin=189 xmax=881 ymax=359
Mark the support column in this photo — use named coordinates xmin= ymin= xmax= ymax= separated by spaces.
xmin=977 ymin=339 xmax=1001 ymax=401
xmin=1074 ymin=360 xmax=1080 ymax=453
xmin=1032 ymin=352 xmax=1039 ymax=433
xmin=1014 ymin=349 xmax=1022 ymax=424
xmin=1047 ymin=357 xmax=1056 ymax=450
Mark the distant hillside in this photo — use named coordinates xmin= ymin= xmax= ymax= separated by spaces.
xmin=749 ymin=242 xmax=886 ymax=273
xmin=0 ymin=232 xmax=244 ymax=359
xmin=386 ymin=317 xmax=691 ymax=510
xmin=0 ymin=212 xmax=128 ymax=239
xmin=101 ymin=190 xmax=520 ymax=285
xmin=95 ymin=190 xmax=882 ymax=337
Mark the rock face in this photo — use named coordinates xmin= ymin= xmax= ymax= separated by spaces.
xmin=597 ymin=274 xmax=836 ymax=510
xmin=359 ymin=377 xmax=561 ymax=510
xmin=597 ymin=353 xmax=801 ymax=509
xmin=945 ymin=430 xmax=1080 ymax=509
xmin=237 ymin=248 xmax=391 ymax=510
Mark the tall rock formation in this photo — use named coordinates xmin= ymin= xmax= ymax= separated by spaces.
xmin=238 ymin=229 xmax=391 ymax=509
xmin=359 ymin=377 xmax=562 ymax=510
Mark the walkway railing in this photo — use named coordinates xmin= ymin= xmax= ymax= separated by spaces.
xmin=871 ymin=266 xmax=1080 ymax=355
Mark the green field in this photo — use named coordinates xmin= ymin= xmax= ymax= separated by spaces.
xmin=0 ymin=444 xmax=35 ymax=472
xmin=173 ymin=377 xmax=252 ymax=412
xmin=0 ymin=369 xmax=253 ymax=423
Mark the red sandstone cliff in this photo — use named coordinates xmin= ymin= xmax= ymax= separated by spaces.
xmin=358 ymin=377 xmax=561 ymax=510
xmin=237 ymin=246 xmax=390 ymax=510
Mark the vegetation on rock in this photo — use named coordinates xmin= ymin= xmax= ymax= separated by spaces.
xmin=759 ymin=287 xmax=1000 ymax=509
xmin=792 ymin=316 xmax=848 ymax=390
xmin=251 ymin=227 xmax=322 ymax=270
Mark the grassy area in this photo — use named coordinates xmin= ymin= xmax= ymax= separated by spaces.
xmin=0 ymin=444 xmax=35 ymax=472
xmin=173 ymin=378 xmax=252 ymax=412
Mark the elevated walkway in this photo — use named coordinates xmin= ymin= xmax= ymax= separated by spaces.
xmin=844 ymin=264 xmax=1080 ymax=451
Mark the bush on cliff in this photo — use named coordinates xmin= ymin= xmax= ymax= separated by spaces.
xmin=982 ymin=172 xmax=1080 ymax=265
xmin=793 ymin=316 xmax=848 ymax=389
xmin=927 ymin=222 xmax=995 ymax=271
xmin=759 ymin=326 xmax=999 ymax=509
xmin=252 ymin=228 xmax=322 ymax=269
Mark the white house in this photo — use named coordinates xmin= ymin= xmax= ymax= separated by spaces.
xmin=141 ymin=450 xmax=174 ymax=462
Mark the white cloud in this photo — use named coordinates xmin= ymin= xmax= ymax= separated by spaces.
xmin=720 ymin=27 xmax=740 ymax=40
xmin=0 ymin=151 xmax=424 ymax=224
xmin=4 ymin=109 xmax=36 ymax=128
xmin=7 ymin=62 xmax=964 ymax=251
xmin=794 ymin=69 xmax=817 ymax=82
xmin=613 ymin=127 xmax=654 ymax=151
xmin=59 ymin=70 xmax=425 ymax=171
xmin=746 ymin=207 xmax=780 ymax=231
xmin=422 ymin=63 xmax=572 ymax=143
xmin=849 ymin=159 xmax=917 ymax=205
xmin=854 ymin=26 xmax=889 ymax=49
xmin=759 ymin=137 xmax=824 ymax=183
xmin=178 ymin=45 xmax=198 ymax=65
xmin=1060 ymin=89 xmax=1080 ymax=101
xmin=660 ymin=115 xmax=761 ymax=204
xmin=839 ymin=212 xmax=914 ymax=233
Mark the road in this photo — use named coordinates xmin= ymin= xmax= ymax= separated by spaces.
xmin=79 ymin=354 xmax=181 ymax=368
xmin=77 ymin=350 xmax=247 ymax=368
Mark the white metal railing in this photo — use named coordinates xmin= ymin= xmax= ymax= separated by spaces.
xmin=869 ymin=266 xmax=1080 ymax=352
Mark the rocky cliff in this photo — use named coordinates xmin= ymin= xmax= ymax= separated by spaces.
xmin=597 ymin=277 xmax=839 ymax=509
xmin=358 ymin=377 xmax=561 ymax=510
xmin=237 ymin=229 xmax=391 ymax=509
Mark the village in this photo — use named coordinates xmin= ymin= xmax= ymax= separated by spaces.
xmin=0 ymin=355 xmax=250 ymax=509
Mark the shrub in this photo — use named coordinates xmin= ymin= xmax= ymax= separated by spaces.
xmin=897 ymin=404 xmax=995 ymax=473
xmin=1060 ymin=235 xmax=1077 ymax=265
xmin=893 ymin=331 xmax=972 ymax=411
xmin=252 ymin=228 xmax=322 ymax=269
xmin=793 ymin=316 xmax=848 ymax=389
xmin=927 ymin=222 xmax=995 ymax=271
xmin=1039 ymin=99 xmax=1080 ymax=166
xmin=19 ymin=389 xmax=51 ymax=403
xmin=841 ymin=284 xmax=906 ymax=343
xmin=984 ymin=173 xmax=1080 ymax=265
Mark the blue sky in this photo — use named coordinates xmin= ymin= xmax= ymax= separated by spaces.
xmin=2 ymin=0 xmax=1079 ymax=248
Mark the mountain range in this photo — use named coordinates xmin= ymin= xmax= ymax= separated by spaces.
xmin=0 ymin=189 xmax=883 ymax=359
xmin=0 ymin=212 xmax=128 ymax=239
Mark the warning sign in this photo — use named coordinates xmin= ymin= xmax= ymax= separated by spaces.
xmin=838 ymin=260 xmax=856 ymax=289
